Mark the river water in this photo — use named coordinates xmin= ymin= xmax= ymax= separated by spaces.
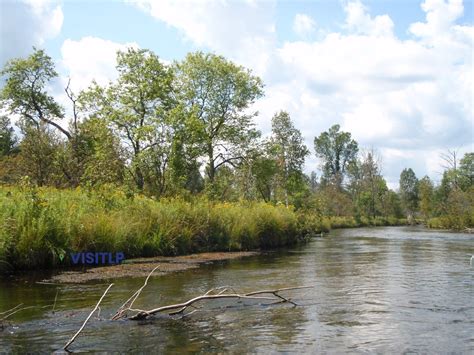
xmin=1 ymin=226 xmax=473 ymax=353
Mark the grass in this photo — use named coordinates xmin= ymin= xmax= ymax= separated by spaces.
xmin=0 ymin=185 xmax=302 ymax=272
xmin=0 ymin=185 xmax=409 ymax=272
xmin=427 ymin=215 xmax=473 ymax=231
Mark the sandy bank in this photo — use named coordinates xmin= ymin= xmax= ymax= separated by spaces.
xmin=43 ymin=251 xmax=258 ymax=284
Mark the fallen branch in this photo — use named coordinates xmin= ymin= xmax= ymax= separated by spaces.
xmin=0 ymin=303 xmax=23 ymax=317
xmin=111 ymin=266 xmax=160 ymax=320
xmin=63 ymin=283 xmax=113 ymax=351
xmin=127 ymin=286 xmax=313 ymax=320
xmin=1 ymin=303 xmax=54 ymax=321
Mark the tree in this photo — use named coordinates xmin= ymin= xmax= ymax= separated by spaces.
xmin=399 ymin=168 xmax=418 ymax=221
xmin=439 ymin=149 xmax=459 ymax=188
xmin=418 ymin=176 xmax=434 ymax=221
xmin=384 ymin=190 xmax=404 ymax=219
xmin=175 ymin=52 xmax=264 ymax=185
xmin=314 ymin=124 xmax=358 ymax=187
xmin=76 ymin=118 xmax=125 ymax=186
xmin=0 ymin=116 xmax=17 ymax=156
xmin=269 ymin=111 xmax=309 ymax=206
xmin=309 ymin=171 xmax=319 ymax=193
xmin=17 ymin=123 xmax=60 ymax=186
xmin=458 ymin=152 xmax=473 ymax=191
xmin=347 ymin=150 xmax=388 ymax=218
xmin=251 ymin=153 xmax=278 ymax=202
xmin=80 ymin=48 xmax=174 ymax=191
xmin=0 ymin=48 xmax=71 ymax=139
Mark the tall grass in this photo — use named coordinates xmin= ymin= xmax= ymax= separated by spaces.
xmin=0 ymin=185 xmax=302 ymax=271
xmin=0 ymin=185 xmax=409 ymax=272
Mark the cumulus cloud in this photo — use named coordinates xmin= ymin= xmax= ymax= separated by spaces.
xmin=128 ymin=0 xmax=276 ymax=76
xmin=409 ymin=0 xmax=464 ymax=39
xmin=293 ymin=14 xmax=316 ymax=37
xmin=46 ymin=37 xmax=139 ymax=128
xmin=0 ymin=0 xmax=63 ymax=66
xmin=269 ymin=1 xmax=471 ymax=185
xmin=59 ymin=36 xmax=139 ymax=93
xmin=344 ymin=0 xmax=394 ymax=37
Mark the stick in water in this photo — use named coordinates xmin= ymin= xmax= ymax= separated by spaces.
xmin=63 ymin=283 xmax=113 ymax=351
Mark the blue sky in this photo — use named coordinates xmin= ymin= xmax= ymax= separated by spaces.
xmin=1 ymin=0 xmax=473 ymax=188
xmin=39 ymin=0 xmax=473 ymax=60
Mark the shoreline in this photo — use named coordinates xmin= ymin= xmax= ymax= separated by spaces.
xmin=42 ymin=251 xmax=259 ymax=284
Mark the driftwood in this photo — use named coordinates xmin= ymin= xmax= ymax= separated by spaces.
xmin=111 ymin=265 xmax=160 ymax=320
xmin=111 ymin=267 xmax=312 ymax=321
xmin=63 ymin=283 xmax=113 ymax=351
xmin=127 ymin=285 xmax=311 ymax=320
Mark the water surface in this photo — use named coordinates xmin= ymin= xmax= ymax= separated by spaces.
xmin=1 ymin=226 xmax=473 ymax=353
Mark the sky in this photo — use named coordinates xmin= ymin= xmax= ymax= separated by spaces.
xmin=0 ymin=0 xmax=473 ymax=189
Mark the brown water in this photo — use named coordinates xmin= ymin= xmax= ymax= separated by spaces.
xmin=1 ymin=226 xmax=473 ymax=353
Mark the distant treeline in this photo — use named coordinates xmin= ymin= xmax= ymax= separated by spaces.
xmin=0 ymin=47 xmax=472 ymax=269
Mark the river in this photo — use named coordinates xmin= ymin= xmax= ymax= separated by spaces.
xmin=1 ymin=226 xmax=473 ymax=353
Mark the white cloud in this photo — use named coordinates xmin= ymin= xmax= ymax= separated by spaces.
xmin=267 ymin=0 xmax=471 ymax=184
xmin=0 ymin=0 xmax=63 ymax=66
xmin=59 ymin=37 xmax=139 ymax=93
xmin=128 ymin=0 xmax=276 ymax=76
xmin=293 ymin=14 xmax=316 ymax=37
xmin=344 ymin=0 xmax=394 ymax=37
xmin=49 ymin=37 xmax=139 ymax=127
xmin=410 ymin=0 xmax=464 ymax=39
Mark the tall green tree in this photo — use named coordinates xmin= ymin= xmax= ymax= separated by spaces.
xmin=0 ymin=116 xmax=17 ymax=156
xmin=0 ymin=48 xmax=70 ymax=139
xmin=75 ymin=118 xmax=125 ymax=186
xmin=250 ymin=153 xmax=278 ymax=202
xmin=418 ymin=175 xmax=434 ymax=221
xmin=80 ymin=48 xmax=174 ymax=192
xmin=399 ymin=168 xmax=418 ymax=221
xmin=175 ymin=52 xmax=264 ymax=185
xmin=314 ymin=124 xmax=358 ymax=187
xmin=17 ymin=124 xmax=60 ymax=186
xmin=348 ymin=151 xmax=388 ymax=218
xmin=458 ymin=152 xmax=473 ymax=191
xmin=269 ymin=111 xmax=309 ymax=206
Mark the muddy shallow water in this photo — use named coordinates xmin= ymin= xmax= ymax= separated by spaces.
xmin=1 ymin=226 xmax=473 ymax=353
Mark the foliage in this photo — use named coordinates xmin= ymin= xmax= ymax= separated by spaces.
xmin=399 ymin=168 xmax=418 ymax=221
xmin=79 ymin=48 xmax=174 ymax=192
xmin=314 ymin=124 xmax=358 ymax=187
xmin=175 ymin=51 xmax=264 ymax=184
xmin=269 ymin=111 xmax=309 ymax=206
xmin=0 ymin=116 xmax=17 ymax=157
xmin=0 ymin=48 xmax=70 ymax=139
xmin=418 ymin=176 xmax=434 ymax=221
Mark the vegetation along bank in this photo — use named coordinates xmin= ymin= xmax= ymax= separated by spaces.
xmin=0 ymin=48 xmax=472 ymax=272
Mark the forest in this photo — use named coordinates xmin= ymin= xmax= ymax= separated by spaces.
xmin=0 ymin=48 xmax=472 ymax=271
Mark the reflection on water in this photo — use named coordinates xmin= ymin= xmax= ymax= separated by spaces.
xmin=1 ymin=226 xmax=473 ymax=353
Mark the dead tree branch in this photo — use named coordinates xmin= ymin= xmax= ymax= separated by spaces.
xmin=63 ymin=283 xmax=113 ymax=351
xmin=111 ymin=266 xmax=160 ymax=320
xmin=127 ymin=285 xmax=313 ymax=320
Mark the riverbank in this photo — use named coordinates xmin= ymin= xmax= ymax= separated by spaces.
xmin=42 ymin=251 xmax=258 ymax=284
xmin=0 ymin=185 xmax=303 ymax=273
xmin=0 ymin=185 xmax=407 ymax=273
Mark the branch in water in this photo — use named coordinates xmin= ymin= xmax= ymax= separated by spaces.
xmin=63 ymin=283 xmax=113 ymax=351
xmin=127 ymin=285 xmax=313 ymax=320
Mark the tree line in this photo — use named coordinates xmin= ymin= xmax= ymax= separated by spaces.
xmin=0 ymin=48 xmax=472 ymax=229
